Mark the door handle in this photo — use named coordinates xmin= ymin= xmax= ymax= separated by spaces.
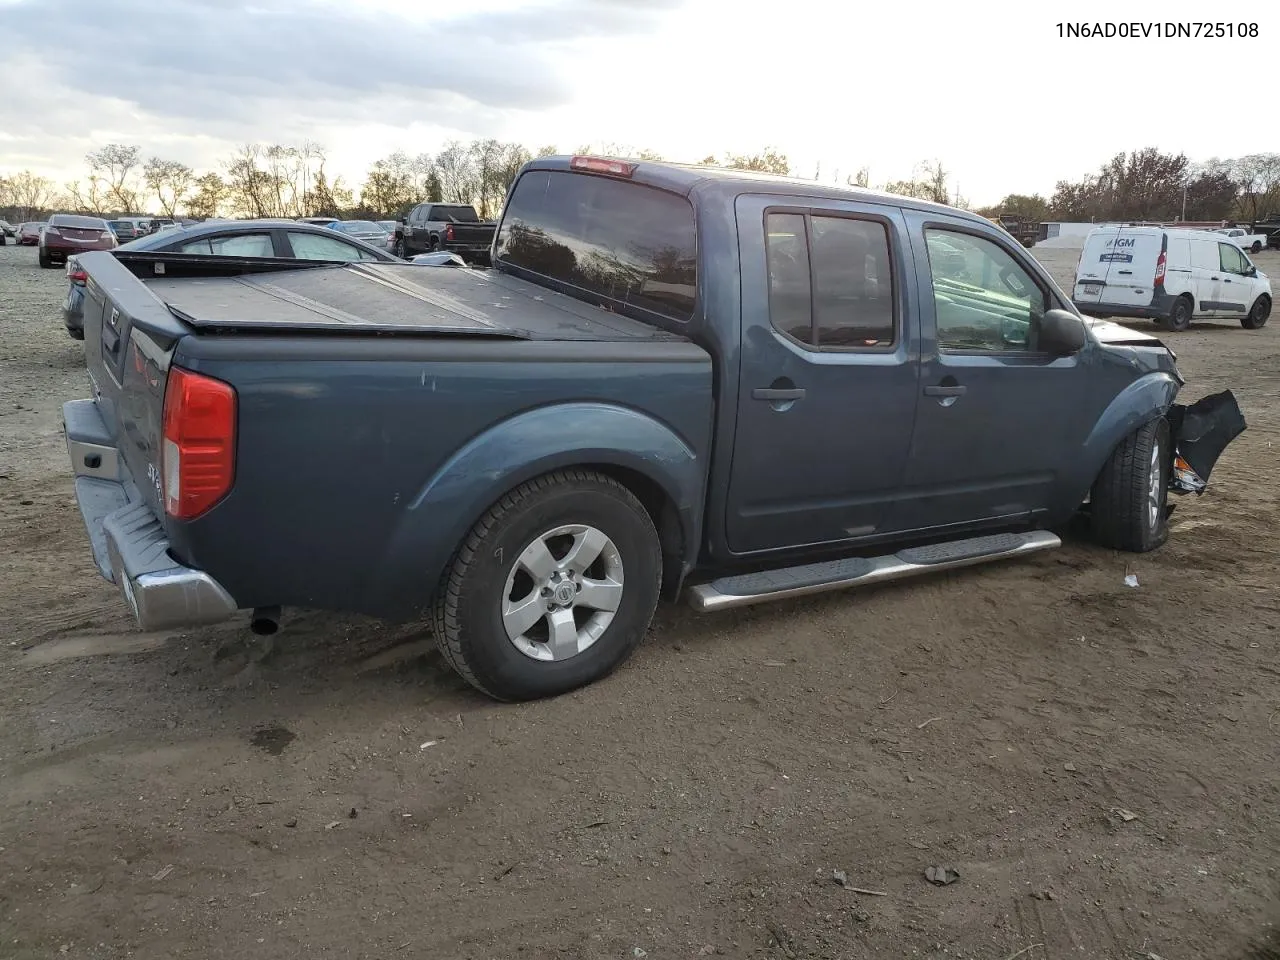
xmin=1210 ymin=276 xmax=1219 ymax=280
xmin=752 ymin=387 xmax=806 ymax=401
xmin=923 ymin=384 xmax=967 ymax=397
xmin=1223 ymin=278 xmax=1234 ymax=283
xmin=1117 ymin=270 xmax=1133 ymax=275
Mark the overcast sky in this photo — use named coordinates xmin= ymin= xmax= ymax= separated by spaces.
xmin=1 ymin=0 xmax=1275 ymax=207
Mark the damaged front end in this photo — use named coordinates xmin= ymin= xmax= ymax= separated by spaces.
xmin=1167 ymin=389 xmax=1248 ymax=496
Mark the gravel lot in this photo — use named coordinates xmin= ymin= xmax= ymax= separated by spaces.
xmin=1 ymin=238 xmax=1279 ymax=960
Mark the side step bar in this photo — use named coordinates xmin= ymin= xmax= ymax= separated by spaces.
xmin=686 ymin=530 xmax=1061 ymax=613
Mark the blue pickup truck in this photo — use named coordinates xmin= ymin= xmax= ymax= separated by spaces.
xmin=63 ymin=155 xmax=1245 ymax=701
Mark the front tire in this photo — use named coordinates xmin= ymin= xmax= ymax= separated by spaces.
xmin=1162 ymin=295 xmax=1193 ymax=332
xmin=1242 ymin=295 xmax=1271 ymax=330
xmin=1090 ymin=418 xmax=1169 ymax=553
xmin=38 ymin=250 xmax=51 ymax=268
xmin=431 ymin=469 xmax=662 ymax=701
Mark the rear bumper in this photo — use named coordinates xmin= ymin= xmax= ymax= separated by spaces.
xmin=1073 ymin=300 xmax=1163 ymax=320
xmin=63 ymin=399 xmax=239 ymax=632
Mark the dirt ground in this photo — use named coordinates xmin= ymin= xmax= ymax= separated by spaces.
xmin=1 ymin=238 xmax=1279 ymax=960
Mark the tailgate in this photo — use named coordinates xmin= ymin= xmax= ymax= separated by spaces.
xmin=77 ymin=250 xmax=182 ymax=521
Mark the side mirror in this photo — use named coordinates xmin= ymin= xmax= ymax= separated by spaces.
xmin=1247 ymin=265 xmax=1258 ymax=278
xmin=1039 ymin=308 xmax=1087 ymax=356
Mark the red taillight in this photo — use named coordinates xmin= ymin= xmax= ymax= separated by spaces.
xmin=1154 ymin=250 xmax=1167 ymax=286
xmin=570 ymin=155 xmax=637 ymax=177
xmin=162 ymin=367 xmax=236 ymax=520
xmin=445 ymin=224 xmax=454 ymax=242
xmin=66 ymin=259 xmax=87 ymax=284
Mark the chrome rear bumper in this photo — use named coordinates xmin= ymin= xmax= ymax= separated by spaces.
xmin=64 ymin=399 xmax=239 ymax=632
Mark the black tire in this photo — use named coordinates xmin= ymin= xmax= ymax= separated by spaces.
xmin=428 ymin=235 xmax=439 ymax=252
xmin=393 ymin=238 xmax=405 ymax=259
xmin=431 ymin=469 xmax=662 ymax=701
xmin=1242 ymin=295 xmax=1271 ymax=330
xmin=38 ymin=250 xmax=51 ymax=269
xmin=1251 ymin=241 xmax=1262 ymax=253
xmin=1161 ymin=294 xmax=1193 ymax=332
xmin=1090 ymin=418 xmax=1169 ymax=553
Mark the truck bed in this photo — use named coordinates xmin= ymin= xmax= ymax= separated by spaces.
xmin=138 ymin=259 xmax=679 ymax=341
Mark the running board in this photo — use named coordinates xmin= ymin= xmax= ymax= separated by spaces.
xmin=686 ymin=530 xmax=1061 ymax=613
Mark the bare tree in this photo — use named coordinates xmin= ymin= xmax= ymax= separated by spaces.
xmin=143 ymin=158 xmax=195 ymax=217
xmin=1232 ymin=153 xmax=1280 ymax=222
xmin=2 ymin=170 xmax=57 ymax=221
xmin=186 ymin=172 xmax=228 ymax=219
xmin=86 ymin=144 xmax=143 ymax=212
xmin=66 ymin=175 xmax=110 ymax=215
xmin=434 ymin=141 xmax=479 ymax=206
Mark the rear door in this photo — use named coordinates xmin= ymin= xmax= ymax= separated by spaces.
xmin=724 ymin=195 xmax=921 ymax=554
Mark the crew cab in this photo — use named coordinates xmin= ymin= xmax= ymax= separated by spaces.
xmin=63 ymin=156 xmax=1246 ymax=702
xmin=1214 ymin=227 xmax=1267 ymax=254
xmin=392 ymin=203 xmax=496 ymax=263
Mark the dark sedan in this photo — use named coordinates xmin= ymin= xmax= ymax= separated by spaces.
xmin=17 ymin=222 xmax=44 ymax=245
xmin=62 ymin=218 xmax=401 ymax=339
xmin=40 ymin=214 xmax=116 ymax=267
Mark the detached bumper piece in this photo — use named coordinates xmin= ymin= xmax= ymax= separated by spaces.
xmin=63 ymin=399 xmax=239 ymax=632
xmin=1168 ymin=390 xmax=1248 ymax=495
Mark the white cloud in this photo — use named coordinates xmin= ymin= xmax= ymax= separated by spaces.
xmin=1 ymin=0 xmax=1276 ymax=206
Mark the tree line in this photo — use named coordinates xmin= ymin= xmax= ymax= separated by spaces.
xmin=3 ymin=142 xmax=1278 ymax=226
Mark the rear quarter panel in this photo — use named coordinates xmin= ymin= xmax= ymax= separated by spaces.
xmin=168 ymin=337 xmax=714 ymax=619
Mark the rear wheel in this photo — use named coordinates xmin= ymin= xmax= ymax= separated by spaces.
xmin=1090 ymin=418 xmax=1169 ymax=553
xmin=1251 ymin=241 xmax=1263 ymax=253
xmin=393 ymin=238 xmax=405 ymax=258
xmin=1161 ymin=294 xmax=1193 ymax=332
xmin=1243 ymin=295 xmax=1271 ymax=329
xmin=431 ymin=469 xmax=662 ymax=701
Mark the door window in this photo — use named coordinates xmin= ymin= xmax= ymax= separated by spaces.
xmin=177 ymin=233 xmax=274 ymax=257
xmin=287 ymin=231 xmax=379 ymax=261
xmin=764 ymin=211 xmax=896 ymax=348
xmin=924 ymin=228 xmax=1047 ymax=352
xmin=1218 ymin=242 xmax=1249 ymax=275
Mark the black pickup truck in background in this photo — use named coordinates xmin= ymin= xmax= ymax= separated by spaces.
xmin=392 ymin=203 xmax=497 ymax=263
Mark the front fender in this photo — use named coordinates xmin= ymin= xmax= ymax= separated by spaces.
xmin=1063 ymin=371 xmax=1180 ymax=507
xmin=364 ymin=402 xmax=707 ymax=620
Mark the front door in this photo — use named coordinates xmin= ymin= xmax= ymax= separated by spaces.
xmin=1216 ymin=241 xmax=1254 ymax=318
xmin=890 ymin=212 xmax=1106 ymax=533
xmin=724 ymin=195 xmax=921 ymax=555
xmin=1188 ymin=238 xmax=1224 ymax=316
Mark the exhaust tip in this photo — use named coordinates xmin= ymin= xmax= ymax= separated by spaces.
xmin=249 ymin=606 xmax=281 ymax=636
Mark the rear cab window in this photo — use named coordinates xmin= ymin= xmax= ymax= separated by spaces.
xmin=493 ymin=169 xmax=697 ymax=323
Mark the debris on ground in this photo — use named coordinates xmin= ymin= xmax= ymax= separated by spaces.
xmin=632 ymin=948 xmax=647 ymax=958
xmin=832 ymin=869 xmax=848 ymax=887
xmin=1113 ymin=807 xmax=1139 ymax=822
xmin=151 ymin=864 xmax=175 ymax=882
xmin=420 ymin=740 xmax=438 ymax=750
xmin=1030 ymin=890 xmax=1055 ymax=901
xmin=348 ymin=807 xmax=358 ymax=819
xmin=1063 ymin=762 xmax=1077 ymax=772
xmin=1124 ymin=573 xmax=1140 ymax=588
xmin=285 ymin=819 xmax=298 ymax=828
xmin=324 ymin=820 xmax=342 ymax=830
xmin=925 ymin=866 xmax=961 ymax=886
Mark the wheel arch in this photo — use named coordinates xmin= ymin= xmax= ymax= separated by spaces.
xmin=364 ymin=403 xmax=706 ymax=619
xmin=1060 ymin=372 xmax=1180 ymax=511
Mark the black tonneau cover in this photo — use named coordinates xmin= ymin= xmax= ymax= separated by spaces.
xmin=141 ymin=261 xmax=681 ymax=342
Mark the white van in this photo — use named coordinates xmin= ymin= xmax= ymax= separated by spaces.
xmin=1072 ymin=226 xmax=1271 ymax=331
